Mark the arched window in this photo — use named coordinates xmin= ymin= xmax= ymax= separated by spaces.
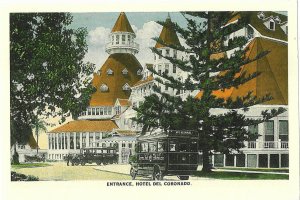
xmin=100 ymin=84 xmax=109 ymax=92
xmin=122 ymin=68 xmax=128 ymax=75
xmin=122 ymin=83 xmax=130 ymax=91
xmin=137 ymin=69 xmax=142 ymax=75
xmin=257 ymin=12 xmax=265 ymax=19
xmin=107 ymin=68 xmax=113 ymax=75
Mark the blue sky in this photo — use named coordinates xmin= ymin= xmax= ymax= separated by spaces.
xmin=70 ymin=12 xmax=186 ymax=70
xmin=70 ymin=11 xmax=288 ymax=71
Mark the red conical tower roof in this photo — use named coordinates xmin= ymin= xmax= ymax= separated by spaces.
xmin=111 ymin=12 xmax=134 ymax=33
xmin=155 ymin=15 xmax=181 ymax=48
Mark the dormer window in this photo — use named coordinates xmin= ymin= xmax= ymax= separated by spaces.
xmin=122 ymin=83 xmax=130 ymax=91
xmin=137 ymin=69 xmax=142 ymax=75
xmin=269 ymin=21 xmax=275 ymax=30
xmin=122 ymin=68 xmax=128 ymax=75
xmin=257 ymin=12 xmax=265 ymax=19
xmin=274 ymin=16 xmax=281 ymax=24
xmin=107 ymin=68 xmax=113 ymax=75
xmin=100 ymin=84 xmax=109 ymax=92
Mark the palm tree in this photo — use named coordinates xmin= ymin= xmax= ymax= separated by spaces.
xmin=31 ymin=118 xmax=47 ymax=155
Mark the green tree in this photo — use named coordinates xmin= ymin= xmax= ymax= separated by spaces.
xmin=31 ymin=117 xmax=48 ymax=155
xmin=135 ymin=12 xmax=285 ymax=172
xmin=10 ymin=13 xmax=95 ymax=148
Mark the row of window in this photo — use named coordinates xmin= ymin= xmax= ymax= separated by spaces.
xmin=79 ymin=107 xmax=113 ymax=116
xmin=104 ymin=68 xmax=142 ymax=76
xmin=111 ymin=34 xmax=134 ymax=45
xmin=154 ymin=49 xmax=177 ymax=60
xmin=155 ymin=64 xmax=177 ymax=75
xmin=99 ymin=83 xmax=131 ymax=93
xmin=248 ymin=120 xmax=288 ymax=142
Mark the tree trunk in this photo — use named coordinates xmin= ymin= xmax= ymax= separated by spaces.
xmin=36 ymin=128 xmax=39 ymax=155
xmin=202 ymin=149 xmax=211 ymax=172
xmin=11 ymin=143 xmax=20 ymax=165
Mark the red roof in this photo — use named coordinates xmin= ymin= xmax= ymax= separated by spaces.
xmin=90 ymin=53 xmax=142 ymax=106
xmin=50 ymin=120 xmax=118 ymax=133
xmin=196 ymin=37 xmax=288 ymax=105
xmin=111 ymin=12 xmax=134 ymax=33
xmin=155 ymin=16 xmax=181 ymax=48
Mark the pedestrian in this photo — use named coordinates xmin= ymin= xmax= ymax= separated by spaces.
xmin=67 ymin=154 xmax=70 ymax=166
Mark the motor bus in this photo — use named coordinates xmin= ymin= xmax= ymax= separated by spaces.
xmin=69 ymin=147 xmax=118 ymax=166
xmin=130 ymin=130 xmax=199 ymax=180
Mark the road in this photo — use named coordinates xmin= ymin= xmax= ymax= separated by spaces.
xmin=12 ymin=162 xmax=209 ymax=181
xmin=12 ymin=162 xmax=131 ymax=181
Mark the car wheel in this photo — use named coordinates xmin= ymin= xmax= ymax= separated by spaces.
xmin=152 ymin=167 xmax=162 ymax=180
xmin=130 ymin=167 xmax=137 ymax=180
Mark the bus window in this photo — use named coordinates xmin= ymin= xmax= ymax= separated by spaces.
xmin=179 ymin=143 xmax=187 ymax=152
xmin=96 ymin=149 xmax=102 ymax=154
xmin=190 ymin=141 xmax=198 ymax=152
xmin=157 ymin=142 xmax=165 ymax=152
xmin=169 ymin=143 xmax=177 ymax=152
xmin=149 ymin=142 xmax=157 ymax=152
xmin=141 ymin=143 xmax=149 ymax=152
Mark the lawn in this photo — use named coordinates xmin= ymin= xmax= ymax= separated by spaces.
xmin=193 ymin=171 xmax=289 ymax=180
xmin=11 ymin=163 xmax=52 ymax=169
xmin=216 ymin=167 xmax=289 ymax=173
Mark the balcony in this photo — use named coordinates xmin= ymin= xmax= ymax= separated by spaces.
xmin=244 ymin=140 xmax=288 ymax=150
xmin=105 ymin=42 xmax=139 ymax=54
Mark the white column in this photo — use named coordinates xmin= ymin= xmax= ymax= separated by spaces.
xmin=267 ymin=154 xmax=270 ymax=168
xmin=279 ymin=154 xmax=282 ymax=168
xmin=93 ymin=132 xmax=96 ymax=147
xmin=56 ymin=134 xmax=58 ymax=150
xmin=67 ymin=133 xmax=70 ymax=150
xmin=234 ymin=155 xmax=237 ymax=167
xmin=100 ymin=132 xmax=103 ymax=140
xmin=223 ymin=154 xmax=226 ymax=167
xmin=256 ymin=154 xmax=259 ymax=168
xmin=80 ymin=132 xmax=83 ymax=149
xmin=87 ymin=132 xmax=90 ymax=147
xmin=73 ymin=133 xmax=76 ymax=150
xmin=245 ymin=154 xmax=248 ymax=167
xmin=64 ymin=133 xmax=68 ymax=149
xmin=212 ymin=155 xmax=215 ymax=167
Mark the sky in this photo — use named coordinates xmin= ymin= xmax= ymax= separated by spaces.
xmin=70 ymin=12 xmax=187 ymax=71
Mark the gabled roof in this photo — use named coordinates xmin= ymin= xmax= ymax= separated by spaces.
xmin=111 ymin=12 xmax=134 ymax=33
xmin=115 ymin=98 xmax=130 ymax=106
xmin=50 ymin=120 xmax=118 ymax=133
xmin=196 ymin=37 xmax=288 ymax=105
xmin=133 ymin=75 xmax=154 ymax=87
xmin=155 ymin=15 xmax=181 ymax=48
xmin=227 ymin=11 xmax=287 ymax=41
xmin=90 ymin=53 xmax=142 ymax=106
xmin=113 ymin=129 xmax=138 ymax=136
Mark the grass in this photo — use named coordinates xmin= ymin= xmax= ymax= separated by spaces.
xmin=217 ymin=167 xmax=289 ymax=173
xmin=11 ymin=163 xmax=52 ymax=169
xmin=193 ymin=171 xmax=289 ymax=180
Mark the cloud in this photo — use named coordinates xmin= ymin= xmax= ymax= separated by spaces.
xmin=134 ymin=21 xmax=162 ymax=67
xmin=88 ymin=27 xmax=110 ymax=46
xmin=84 ymin=21 xmax=186 ymax=71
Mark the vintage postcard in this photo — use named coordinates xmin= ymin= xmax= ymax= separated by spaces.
xmin=1 ymin=0 xmax=299 ymax=200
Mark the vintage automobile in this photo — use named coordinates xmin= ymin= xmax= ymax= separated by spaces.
xmin=24 ymin=154 xmax=46 ymax=162
xmin=69 ymin=147 xmax=118 ymax=166
xmin=130 ymin=130 xmax=199 ymax=180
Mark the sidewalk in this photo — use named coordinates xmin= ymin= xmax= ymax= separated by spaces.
xmin=213 ymin=168 xmax=289 ymax=175
xmin=93 ymin=164 xmax=131 ymax=175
